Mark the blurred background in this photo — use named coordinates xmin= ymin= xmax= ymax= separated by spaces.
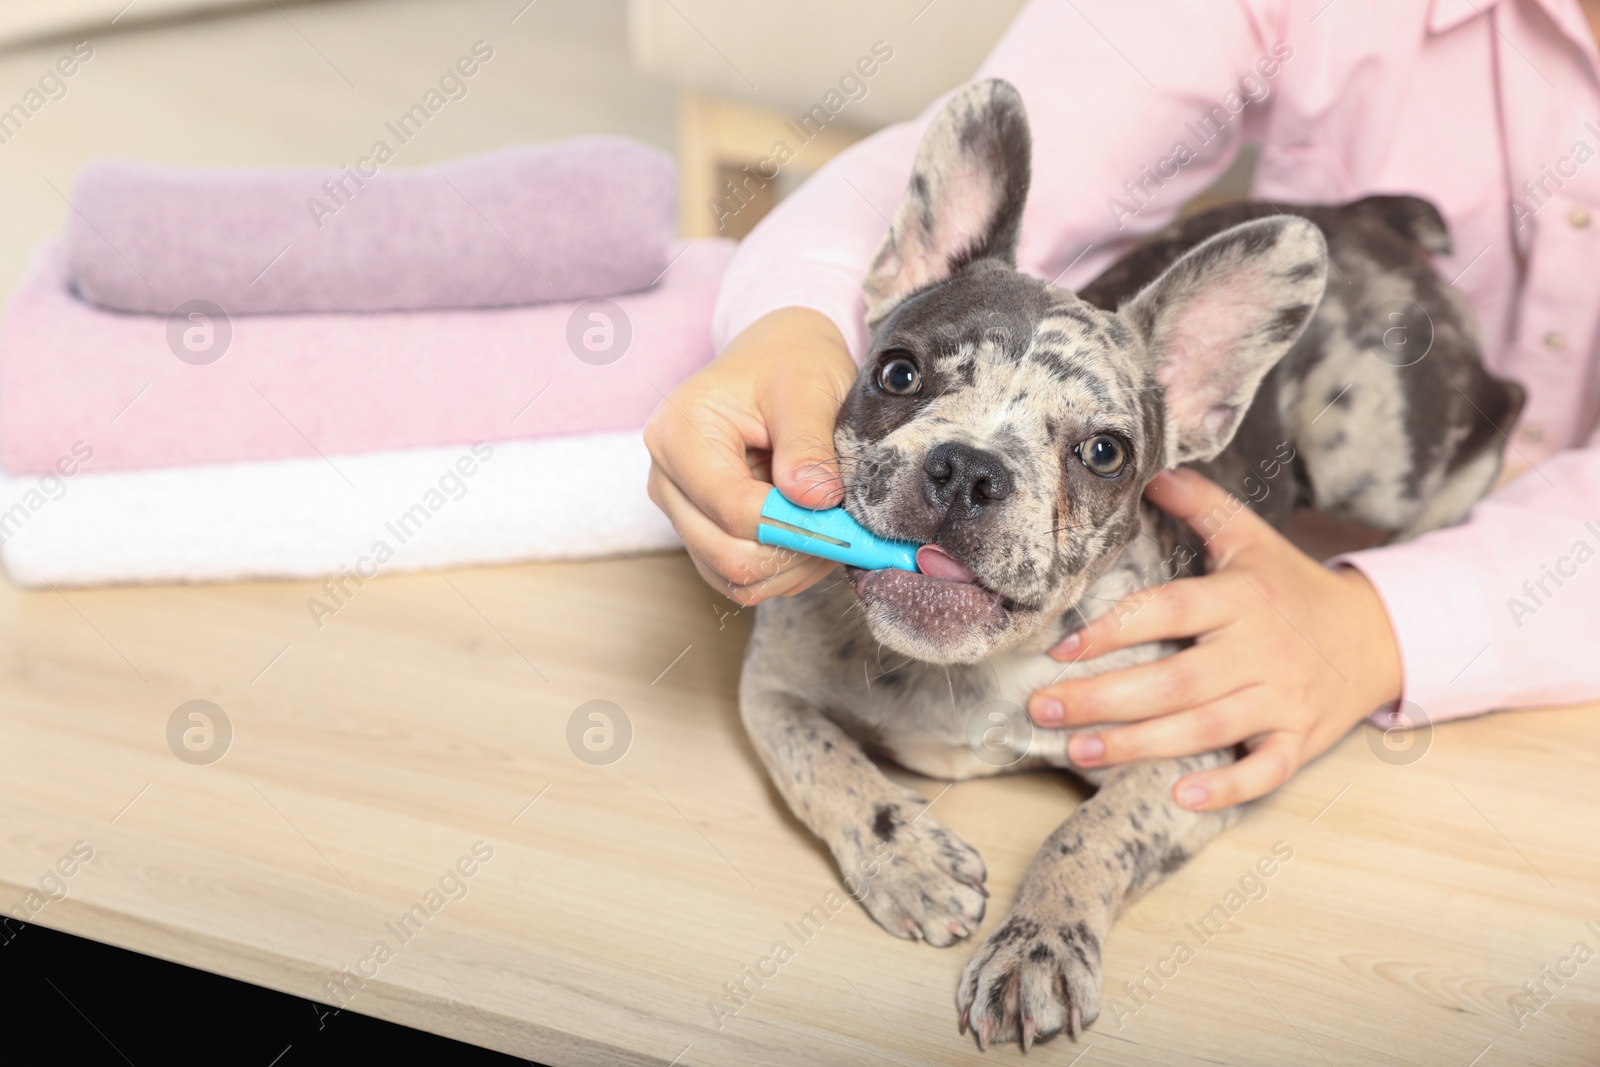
xmin=0 ymin=0 xmax=1254 ymax=289
xmin=0 ymin=0 xmax=1003 ymax=284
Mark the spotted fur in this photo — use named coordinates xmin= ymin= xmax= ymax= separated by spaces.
xmin=739 ymin=79 xmax=1522 ymax=1049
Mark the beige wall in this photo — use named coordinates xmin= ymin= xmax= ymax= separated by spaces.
xmin=627 ymin=0 xmax=1027 ymax=129
xmin=0 ymin=0 xmax=275 ymax=50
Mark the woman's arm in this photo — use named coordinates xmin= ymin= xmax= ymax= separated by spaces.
xmin=1025 ymin=444 xmax=1600 ymax=812
xmin=1341 ymin=444 xmax=1600 ymax=720
xmin=714 ymin=0 xmax=1287 ymax=359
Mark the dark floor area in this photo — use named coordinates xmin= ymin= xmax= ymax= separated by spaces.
xmin=3 ymin=920 xmax=541 ymax=1065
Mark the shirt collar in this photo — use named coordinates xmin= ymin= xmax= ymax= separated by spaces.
xmin=1431 ymin=0 xmax=1594 ymax=53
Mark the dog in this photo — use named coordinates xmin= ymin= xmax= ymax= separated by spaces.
xmin=737 ymin=78 xmax=1523 ymax=1049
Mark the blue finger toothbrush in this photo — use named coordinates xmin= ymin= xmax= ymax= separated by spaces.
xmin=756 ymin=487 xmax=920 ymax=571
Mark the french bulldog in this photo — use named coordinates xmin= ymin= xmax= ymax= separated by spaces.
xmin=738 ymin=78 xmax=1522 ymax=1049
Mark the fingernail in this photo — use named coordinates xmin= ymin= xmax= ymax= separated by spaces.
xmin=1049 ymin=631 xmax=1082 ymax=659
xmin=1175 ymin=783 xmax=1208 ymax=810
xmin=1069 ymin=734 xmax=1104 ymax=764
xmin=1031 ymin=697 xmax=1064 ymax=725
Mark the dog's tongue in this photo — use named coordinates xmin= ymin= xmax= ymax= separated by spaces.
xmin=916 ymin=544 xmax=978 ymax=584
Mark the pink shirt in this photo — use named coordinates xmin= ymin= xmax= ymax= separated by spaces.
xmin=713 ymin=0 xmax=1600 ymax=722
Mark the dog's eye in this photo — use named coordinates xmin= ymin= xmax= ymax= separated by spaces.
xmin=1077 ymin=434 xmax=1127 ymax=477
xmin=876 ymin=355 xmax=921 ymax=396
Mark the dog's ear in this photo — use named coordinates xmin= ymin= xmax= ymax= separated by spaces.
xmin=863 ymin=78 xmax=1031 ymax=327
xmin=1121 ymin=216 xmax=1328 ymax=465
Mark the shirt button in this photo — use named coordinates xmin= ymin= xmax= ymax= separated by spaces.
xmin=1571 ymin=207 xmax=1591 ymax=228
xmin=1520 ymin=423 xmax=1545 ymax=444
xmin=1544 ymin=331 xmax=1567 ymax=350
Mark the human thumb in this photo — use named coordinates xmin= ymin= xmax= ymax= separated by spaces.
xmin=768 ymin=380 xmax=847 ymax=510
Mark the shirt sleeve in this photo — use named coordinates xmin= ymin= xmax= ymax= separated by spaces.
xmin=711 ymin=0 xmax=1284 ymax=359
xmin=1337 ymin=441 xmax=1600 ymax=723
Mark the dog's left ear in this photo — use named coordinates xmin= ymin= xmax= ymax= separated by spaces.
xmin=1122 ymin=216 xmax=1328 ymax=466
xmin=863 ymin=78 xmax=1031 ymax=327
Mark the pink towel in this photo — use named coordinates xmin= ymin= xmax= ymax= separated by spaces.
xmin=66 ymin=139 xmax=677 ymax=315
xmin=0 ymin=238 xmax=732 ymax=475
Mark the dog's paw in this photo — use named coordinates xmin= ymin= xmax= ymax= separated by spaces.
xmin=840 ymin=802 xmax=987 ymax=947
xmin=956 ymin=912 xmax=1104 ymax=1049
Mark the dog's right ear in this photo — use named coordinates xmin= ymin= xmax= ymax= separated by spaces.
xmin=863 ymin=78 xmax=1031 ymax=327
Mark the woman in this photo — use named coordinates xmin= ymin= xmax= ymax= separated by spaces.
xmin=644 ymin=0 xmax=1600 ymax=810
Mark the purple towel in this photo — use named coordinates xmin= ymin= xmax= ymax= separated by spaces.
xmin=65 ymin=138 xmax=677 ymax=315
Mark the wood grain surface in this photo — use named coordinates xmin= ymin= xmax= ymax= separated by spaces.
xmin=2 ymin=550 xmax=1597 ymax=1066
xmin=0 ymin=2 xmax=1596 ymax=1064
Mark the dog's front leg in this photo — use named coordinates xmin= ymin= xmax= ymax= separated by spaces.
xmin=741 ymin=686 xmax=988 ymax=945
xmin=956 ymin=754 xmax=1239 ymax=1047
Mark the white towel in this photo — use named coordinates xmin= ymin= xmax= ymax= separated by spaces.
xmin=0 ymin=430 xmax=680 ymax=587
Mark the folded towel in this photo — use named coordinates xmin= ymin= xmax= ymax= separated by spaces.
xmin=1 ymin=238 xmax=732 ymax=474
xmin=0 ymin=430 xmax=679 ymax=588
xmin=66 ymin=139 xmax=677 ymax=315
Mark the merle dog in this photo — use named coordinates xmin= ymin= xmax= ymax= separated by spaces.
xmin=738 ymin=78 xmax=1522 ymax=1048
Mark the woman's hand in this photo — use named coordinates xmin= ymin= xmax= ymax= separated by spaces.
xmin=644 ymin=307 xmax=858 ymax=605
xmin=1027 ymin=467 xmax=1404 ymax=811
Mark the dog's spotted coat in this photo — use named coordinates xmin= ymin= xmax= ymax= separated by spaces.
xmin=738 ymin=79 xmax=1523 ymax=1049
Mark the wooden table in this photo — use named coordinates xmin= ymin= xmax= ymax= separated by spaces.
xmin=2 ymin=2 xmax=1598 ymax=1063
xmin=2 ymin=549 xmax=1597 ymax=1066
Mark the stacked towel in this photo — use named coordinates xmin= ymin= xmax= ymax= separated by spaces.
xmin=0 ymin=141 xmax=721 ymax=587
xmin=2 ymin=239 xmax=732 ymax=474
xmin=67 ymin=140 xmax=677 ymax=315
xmin=0 ymin=432 xmax=678 ymax=588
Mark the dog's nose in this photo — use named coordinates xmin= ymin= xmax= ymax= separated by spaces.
xmin=923 ymin=442 xmax=1013 ymax=516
